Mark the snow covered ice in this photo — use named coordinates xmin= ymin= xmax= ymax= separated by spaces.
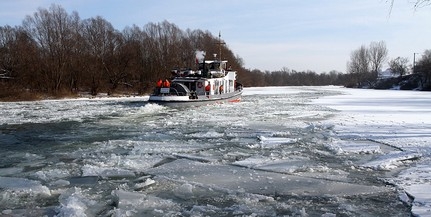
xmin=0 ymin=86 xmax=430 ymax=216
xmin=314 ymin=87 xmax=431 ymax=216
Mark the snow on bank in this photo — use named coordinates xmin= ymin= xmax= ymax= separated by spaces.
xmin=314 ymin=87 xmax=431 ymax=216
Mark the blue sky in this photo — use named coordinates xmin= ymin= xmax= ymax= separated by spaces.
xmin=1 ymin=0 xmax=430 ymax=72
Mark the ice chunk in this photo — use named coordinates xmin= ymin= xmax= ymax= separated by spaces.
xmin=234 ymin=155 xmax=316 ymax=174
xmin=186 ymin=130 xmax=225 ymax=138
xmin=113 ymin=190 xmax=181 ymax=216
xmin=405 ymin=183 xmax=431 ymax=216
xmin=57 ymin=187 xmax=100 ymax=217
xmin=322 ymin=213 xmax=337 ymax=217
xmin=68 ymin=176 xmax=99 ymax=186
xmin=134 ymin=178 xmax=156 ymax=190
xmin=398 ymin=191 xmax=413 ymax=206
xmin=145 ymin=159 xmax=389 ymax=197
xmin=0 ymin=207 xmax=56 ymax=216
xmin=173 ymin=183 xmax=195 ymax=199
xmin=393 ymin=164 xmax=431 ymax=216
xmin=233 ymin=156 xmax=273 ymax=168
xmin=325 ymin=139 xmax=382 ymax=155
xmin=257 ymin=135 xmax=297 ymax=145
xmin=362 ymin=151 xmax=421 ymax=170
xmin=82 ymin=164 xmax=135 ymax=178
xmin=0 ymin=176 xmax=51 ymax=196
xmin=0 ymin=167 xmax=23 ymax=176
xmin=173 ymin=154 xmax=215 ymax=163
xmin=34 ymin=168 xmax=71 ymax=181
xmin=51 ymin=179 xmax=71 ymax=187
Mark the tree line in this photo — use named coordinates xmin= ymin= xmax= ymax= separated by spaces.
xmin=0 ymin=5 xmax=243 ymax=99
xmin=346 ymin=40 xmax=431 ymax=90
xmin=0 ymin=4 xmax=352 ymax=101
xmin=0 ymin=5 xmax=239 ymax=99
xmin=1 ymin=4 xmax=429 ymax=101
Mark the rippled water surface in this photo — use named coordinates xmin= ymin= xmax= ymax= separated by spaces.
xmin=0 ymin=87 xmax=411 ymax=216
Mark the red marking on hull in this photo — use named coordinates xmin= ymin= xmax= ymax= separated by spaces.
xmin=228 ymin=98 xmax=241 ymax=103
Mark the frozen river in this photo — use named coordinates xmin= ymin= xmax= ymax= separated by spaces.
xmin=0 ymin=86 xmax=430 ymax=216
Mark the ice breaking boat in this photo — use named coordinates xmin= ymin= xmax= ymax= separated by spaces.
xmin=148 ymin=53 xmax=243 ymax=107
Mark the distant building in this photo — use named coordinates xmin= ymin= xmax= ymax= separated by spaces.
xmin=378 ymin=68 xmax=397 ymax=79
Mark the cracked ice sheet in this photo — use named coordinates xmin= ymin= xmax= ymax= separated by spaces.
xmin=0 ymin=177 xmax=51 ymax=196
xmin=361 ymin=151 xmax=422 ymax=171
xmin=324 ymin=139 xmax=382 ymax=155
xmin=313 ymin=86 xmax=431 ymax=216
xmin=390 ymin=164 xmax=431 ymax=217
xmin=233 ymin=156 xmax=351 ymax=182
xmin=145 ymin=159 xmax=388 ymax=197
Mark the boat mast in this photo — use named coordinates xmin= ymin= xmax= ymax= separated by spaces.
xmin=217 ymin=31 xmax=225 ymax=62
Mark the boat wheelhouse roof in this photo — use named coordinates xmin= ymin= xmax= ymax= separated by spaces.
xmin=204 ymin=60 xmax=228 ymax=64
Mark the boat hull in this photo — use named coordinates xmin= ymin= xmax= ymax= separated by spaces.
xmin=148 ymin=90 xmax=242 ymax=107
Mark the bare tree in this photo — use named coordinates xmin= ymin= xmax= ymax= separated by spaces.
xmin=122 ymin=25 xmax=148 ymax=94
xmin=415 ymin=50 xmax=431 ymax=89
xmin=414 ymin=0 xmax=431 ymax=7
xmin=388 ymin=57 xmax=409 ymax=77
xmin=22 ymin=4 xmax=81 ymax=93
xmin=347 ymin=45 xmax=370 ymax=86
xmin=368 ymin=41 xmax=388 ymax=79
xmin=388 ymin=0 xmax=431 ymax=14
xmin=0 ymin=26 xmax=41 ymax=91
xmin=81 ymin=16 xmax=117 ymax=95
xmin=0 ymin=26 xmax=17 ymax=78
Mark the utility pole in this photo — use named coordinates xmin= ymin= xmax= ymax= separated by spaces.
xmin=413 ymin=52 xmax=419 ymax=73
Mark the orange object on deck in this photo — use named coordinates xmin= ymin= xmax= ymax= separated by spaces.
xmin=156 ymin=79 xmax=163 ymax=88
xmin=163 ymin=79 xmax=170 ymax=88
